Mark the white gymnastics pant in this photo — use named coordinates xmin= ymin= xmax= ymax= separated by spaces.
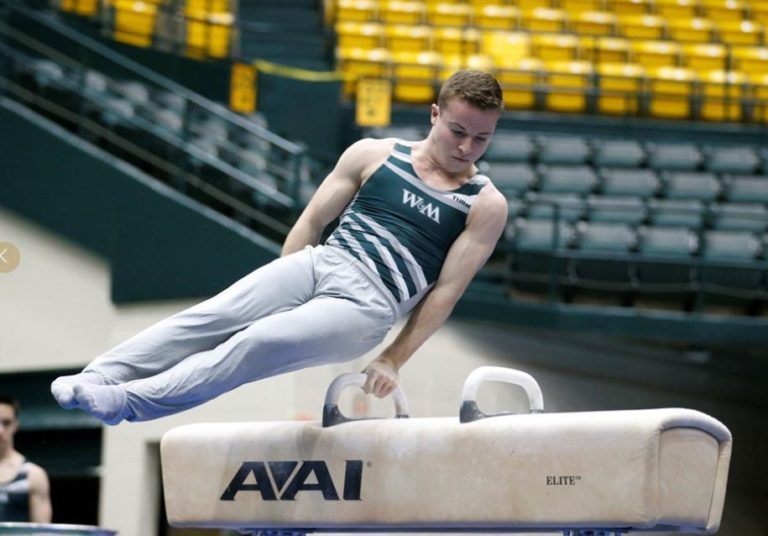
xmin=84 ymin=245 xmax=399 ymax=421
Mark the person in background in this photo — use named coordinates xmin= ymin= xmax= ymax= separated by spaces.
xmin=0 ymin=396 xmax=52 ymax=523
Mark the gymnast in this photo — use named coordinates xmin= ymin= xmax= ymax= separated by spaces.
xmin=50 ymin=69 xmax=508 ymax=425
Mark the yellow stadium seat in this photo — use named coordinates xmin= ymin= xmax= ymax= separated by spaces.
xmin=474 ymin=5 xmax=520 ymax=30
xmin=543 ymin=60 xmax=594 ymax=112
xmin=515 ymin=0 xmax=554 ymax=9
xmin=608 ymin=0 xmax=653 ymax=15
xmin=186 ymin=10 xmax=232 ymax=58
xmin=572 ymin=11 xmax=618 ymax=36
xmin=731 ymin=46 xmax=768 ymax=77
xmin=521 ymin=8 xmax=569 ymax=33
xmin=496 ymin=57 xmax=543 ymax=109
xmin=468 ymin=0 xmax=504 ymax=7
xmin=380 ymin=1 xmax=425 ymax=25
xmin=337 ymin=47 xmax=392 ymax=97
xmin=699 ymin=69 xmax=749 ymax=121
xmin=433 ymin=27 xmax=481 ymax=56
xmin=754 ymin=73 xmax=768 ymax=121
xmin=186 ymin=0 xmax=230 ymax=11
xmin=384 ymin=24 xmax=433 ymax=52
xmin=682 ymin=43 xmax=728 ymax=71
xmin=646 ymin=66 xmax=697 ymax=118
xmin=531 ymin=33 xmax=580 ymax=61
xmin=631 ymin=40 xmax=682 ymax=68
xmin=60 ymin=0 xmax=98 ymax=16
xmin=582 ymin=36 xmax=631 ymax=63
xmin=482 ymin=31 xmax=531 ymax=64
xmin=700 ymin=0 xmax=746 ymax=23
xmin=718 ymin=21 xmax=763 ymax=47
xmin=655 ymin=0 xmax=698 ymax=20
xmin=426 ymin=3 xmax=473 ymax=27
xmin=391 ymin=51 xmax=442 ymax=103
xmin=666 ymin=18 xmax=715 ymax=44
xmin=441 ymin=53 xmax=494 ymax=80
xmin=752 ymin=5 xmax=768 ymax=27
xmin=335 ymin=0 xmax=378 ymax=22
xmin=617 ymin=14 xmax=666 ymax=40
xmin=597 ymin=62 xmax=645 ymax=114
xmin=335 ymin=21 xmax=384 ymax=50
xmin=561 ymin=0 xmax=604 ymax=11
xmin=113 ymin=0 xmax=157 ymax=47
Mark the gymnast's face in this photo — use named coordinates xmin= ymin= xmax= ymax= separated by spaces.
xmin=429 ymin=97 xmax=500 ymax=174
xmin=0 ymin=403 xmax=18 ymax=450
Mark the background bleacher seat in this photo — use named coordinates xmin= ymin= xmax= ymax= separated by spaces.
xmin=647 ymin=142 xmax=703 ymax=171
xmin=592 ymin=139 xmax=645 ymax=168
xmin=525 ymin=193 xmax=586 ymax=223
xmin=487 ymin=162 xmax=538 ymax=197
xmin=537 ymin=164 xmax=598 ymax=194
xmin=536 ymin=135 xmax=592 ymax=165
xmin=588 ymin=195 xmax=647 ymax=225
xmin=725 ymin=175 xmax=768 ymax=203
xmin=661 ymin=171 xmax=722 ymax=202
xmin=710 ymin=203 xmax=768 ymax=232
xmin=600 ymin=167 xmax=660 ymax=197
xmin=484 ymin=132 xmax=537 ymax=163
xmin=647 ymin=198 xmax=705 ymax=229
xmin=704 ymin=146 xmax=761 ymax=174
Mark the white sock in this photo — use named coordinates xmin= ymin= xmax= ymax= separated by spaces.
xmin=72 ymin=384 xmax=127 ymax=425
xmin=51 ymin=372 xmax=107 ymax=409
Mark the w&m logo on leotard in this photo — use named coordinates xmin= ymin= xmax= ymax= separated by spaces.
xmin=220 ymin=460 xmax=364 ymax=501
xmin=402 ymin=189 xmax=441 ymax=224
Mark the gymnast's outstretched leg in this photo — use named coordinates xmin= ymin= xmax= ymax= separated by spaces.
xmin=51 ymin=248 xmax=318 ymax=409
xmin=75 ymin=285 xmax=395 ymax=424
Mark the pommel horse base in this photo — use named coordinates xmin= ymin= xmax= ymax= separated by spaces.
xmin=160 ymin=367 xmax=732 ymax=536
xmin=0 ymin=523 xmax=116 ymax=535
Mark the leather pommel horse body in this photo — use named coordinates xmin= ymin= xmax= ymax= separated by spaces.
xmin=160 ymin=368 xmax=732 ymax=535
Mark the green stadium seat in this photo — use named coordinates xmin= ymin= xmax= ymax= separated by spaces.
xmin=710 ymin=203 xmax=768 ymax=232
xmin=703 ymin=230 xmax=761 ymax=261
xmin=647 ymin=142 xmax=703 ymax=171
xmin=570 ymin=221 xmax=638 ymax=299
xmin=592 ymin=139 xmax=645 ymax=168
xmin=599 ymin=168 xmax=660 ymax=197
xmin=537 ymin=165 xmax=598 ymax=194
xmin=725 ymin=175 xmax=768 ymax=204
xmin=484 ymin=133 xmax=536 ymax=163
xmin=575 ymin=222 xmax=637 ymax=253
xmin=525 ymin=193 xmax=586 ymax=223
xmin=507 ymin=218 xmax=574 ymax=294
xmin=507 ymin=218 xmax=574 ymax=252
xmin=635 ymin=226 xmax=698 ymax=301
xmin=507 ymin=198 xmax=526 ymax=220
xmin=587 ymin=195 xmax=646 ymax=225
xmin=661 ymin=171 xmax=722 ymax=202
xmin=638 ymin=226 xmax=698 ymax=257
xmin=536 ymin=135 xmax=592 ymax=165
xmin=647 ymin=199 xmax=704 ymax=229
xmin=487 ymin=162 xmax=537 ymax=197
xmin=704 ymin=146 xmax=761 ymax=175
xmin=700 ymin=230 xmax=765 ymax=308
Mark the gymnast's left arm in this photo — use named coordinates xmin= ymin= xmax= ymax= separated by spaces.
xmin=363 ymin=186 xmax=509 ymax=397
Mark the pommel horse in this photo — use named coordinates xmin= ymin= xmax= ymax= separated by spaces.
xmin=160 ymin=367 xmax=732 ymax=536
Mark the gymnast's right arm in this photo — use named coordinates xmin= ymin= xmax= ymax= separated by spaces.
xmin=281 ymin=139 xmax=384 ymax=256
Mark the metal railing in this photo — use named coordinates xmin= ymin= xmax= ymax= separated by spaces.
xmin=1 ymin=0 xmax=312 ymax=243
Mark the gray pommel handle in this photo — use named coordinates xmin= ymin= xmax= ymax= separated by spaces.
xmin=322 ymin=373 xmax=410 ymax=427
xmin=459 ymin=366 xmax=544 ymax=423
